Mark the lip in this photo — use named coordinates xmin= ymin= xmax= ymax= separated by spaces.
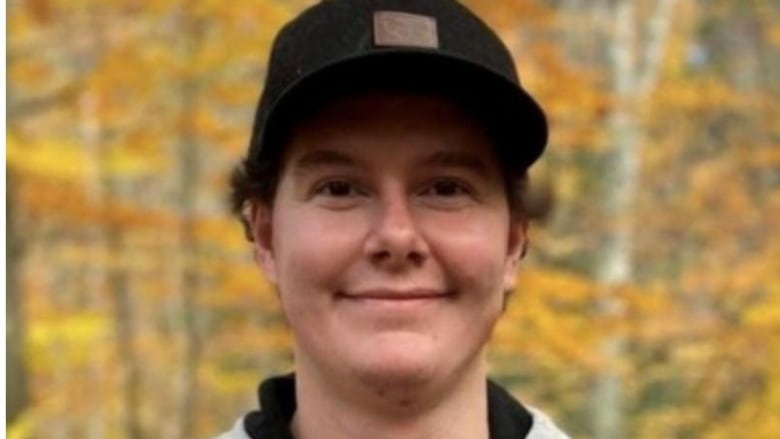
xmin=337 ymin=289 xmax=452 ymax=301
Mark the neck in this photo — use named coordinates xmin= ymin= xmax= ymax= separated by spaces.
xmin=290 ymin=354 xmax=490 ymax=439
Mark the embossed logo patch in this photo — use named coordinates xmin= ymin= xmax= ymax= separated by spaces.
xmin=373 ymin=11 xmax=439 ymax=49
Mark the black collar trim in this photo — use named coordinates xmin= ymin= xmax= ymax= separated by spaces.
xmin=243 ymin=373 xmax=532 ymax=439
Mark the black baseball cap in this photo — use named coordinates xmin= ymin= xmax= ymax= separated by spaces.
xmin=247 ymin=0 xmax=548 ymax=174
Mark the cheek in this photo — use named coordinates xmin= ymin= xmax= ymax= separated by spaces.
xmin=422 ymin=212 xmax=510 ymax=297
xmin=271 ymin=207 xmax=368 ymax=305
xmin=421 ymin=215 xmax=509 ymax=353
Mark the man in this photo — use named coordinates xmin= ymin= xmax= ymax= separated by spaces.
xmin=218 ymin=0 xmax=569 ymax=438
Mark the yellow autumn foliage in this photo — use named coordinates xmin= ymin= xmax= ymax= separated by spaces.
xmin=7 ymin=0 xmax=780 ymax=438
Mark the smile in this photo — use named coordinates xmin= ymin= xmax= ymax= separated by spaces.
xmin=336 ymin=289 xmax=453 ymax=301
xmin=335 ymin=290 xmax=454 ymax=313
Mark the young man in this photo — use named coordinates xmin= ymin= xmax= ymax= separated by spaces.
xmin=218 ymin=0 xmax=569 ymax=438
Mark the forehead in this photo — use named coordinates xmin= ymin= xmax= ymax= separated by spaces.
xmin=280 ymin=91 xmax=500 ymax=169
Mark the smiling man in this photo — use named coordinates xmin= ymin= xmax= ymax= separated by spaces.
xmin=217 ymin=1 xmax=569 ymax=438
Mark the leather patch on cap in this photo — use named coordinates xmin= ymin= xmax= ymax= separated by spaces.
xmin=373 ymin=11 xmax=439 ymax=49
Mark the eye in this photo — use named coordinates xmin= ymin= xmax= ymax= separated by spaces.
xmin=317 ymin=180 xmax=359 ymax=197
xmin=421 ymin=179 xmax=471 ymax=197
xmin=417 ymin=178 xmax=476 ymax=210
xmin=310 ymin=179 xmax=366 ymax=209
xmin=428 ymin=180 xmax=466 ymax=196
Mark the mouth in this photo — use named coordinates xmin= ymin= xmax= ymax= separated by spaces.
xmin=335 ymin=289 xmax=454 ymax=322
xmin=336 ymin=289 xmax=453 ymax=301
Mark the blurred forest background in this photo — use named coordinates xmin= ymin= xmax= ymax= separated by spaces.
xmin=6 ymin=0 xmax=780 ymax=438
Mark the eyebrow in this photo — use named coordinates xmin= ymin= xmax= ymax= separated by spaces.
xmin=292 ymin=149 xmax=359 ymax=176
xmin=291 ymin=148 xmax=493 ymax=178
xmin=419 ymin=151 xmax=492 ymax=177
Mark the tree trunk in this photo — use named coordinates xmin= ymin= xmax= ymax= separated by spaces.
xmin=7 ymin=170 xmax=30 ymax=425
xmin=104 ymin=222 xmax=144 ymax=439
xmin=175 ymin=105 xmax=202 ymax=439
xmin=74 ymin=8 xmax=144 ymax=432
xmin=79 ymin=85 xmax=110 ymax=439
xmin=83 ymin=90 xmax=145 ymax=439
xmin=592 ymin=1 xmax=676 ymax=438
xmin=174 ymin=13 xmax=205 ymax=439
xmin=6 ymin=34 xmax=31 ymax=426
xmin=591 ymin=5 xmax=637 ymax=438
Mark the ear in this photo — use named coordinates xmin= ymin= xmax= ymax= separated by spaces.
xmin=503 ymin=215 xmax=528 ymax=292
xmin=246 ymin=200 xmax=278 ymax=285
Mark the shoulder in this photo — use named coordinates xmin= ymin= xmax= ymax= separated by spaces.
xmin=526 ymin=406 xmax=571 ymax=439
xmin=487 ymin=379 xmax=570 ymax=439
xmin=213 ymin=409 xmax=570 ymax=439
xmin=211 ymin=416 xmax=252 ymax=439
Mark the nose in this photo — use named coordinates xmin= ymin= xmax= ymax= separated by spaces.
xmin=363 ymin=192 xmax=429 ymax=270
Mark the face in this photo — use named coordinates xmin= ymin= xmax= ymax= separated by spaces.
xmin=250 ymin=93 xmax=526 ymax=394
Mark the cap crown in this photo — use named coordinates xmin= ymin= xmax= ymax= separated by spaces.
xmin=248 ymin=0 xmax=547 ymax=172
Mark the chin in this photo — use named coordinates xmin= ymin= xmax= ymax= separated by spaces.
xmin=348 ymin=335 xmax=448 ymax=392
xmin=353 ymin=360 xmax=437 ymax=396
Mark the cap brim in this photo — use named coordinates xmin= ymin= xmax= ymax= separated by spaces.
xmin=259 ymin=50 xmax=548 ymax=173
